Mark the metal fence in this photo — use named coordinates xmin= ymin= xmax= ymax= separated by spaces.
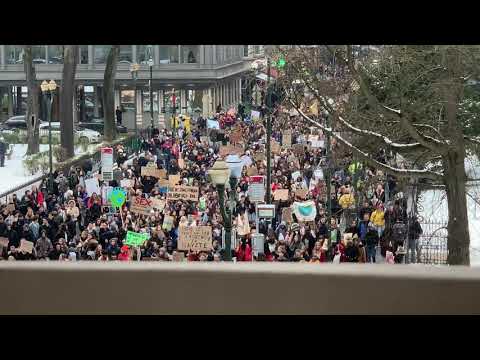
xmin=416 ymin=220 xmax=448 ymax=265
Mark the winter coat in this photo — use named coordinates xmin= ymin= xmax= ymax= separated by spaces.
xmin=35 ymin=237 xmax=53 ymax=258
xmin=339 ymin=193 xmax=355 ymax=209
xmin=370 ymin=210 xmax=385 ymax=227
xmin=365 ymin=229 xmax=379 ymax=247
xmin=344 ymin=245 xmax=359 ymax=262
xmin=358 ymin=221 xmax=369 ymax=241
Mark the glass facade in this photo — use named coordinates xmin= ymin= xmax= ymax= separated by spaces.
xmin=142 ymin=90 xmax=158 ymax=112
xmin=181 ymin=45 xmax=199 ymax=63
xmin=158 ymin=45 xmax=178 ymax=64
xmin=94 ymin=45 xmax=111 ymax=64
xmin=80 ymin=45 xmax=88 ymax=64
xmin=5 ymin=45 xmax=24 ymax=64
xmin=137 ymin=45 xmax=154 ymax=64
xmin=118 ymin=45 xmax=133 ymax=63
xmin=48 ymin=45 xmax=63 ymax=64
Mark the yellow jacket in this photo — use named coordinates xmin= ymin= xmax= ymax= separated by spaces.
xmin=370 ymin=209 xmax=385 ymax=227
xmin=339 ymin=193 xmax=355 ymax=209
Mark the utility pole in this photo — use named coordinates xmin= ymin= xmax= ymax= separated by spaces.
xmin=265 ymin=56 xmax=272 ymax=205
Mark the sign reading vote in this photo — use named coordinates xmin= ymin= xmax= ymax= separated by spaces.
xmin=166 ymin=185 xmax=199 ymax=202
xmin=125 ymin=231 xmax=149 ymax=247
xmin=178 ymin=226 xmax=212 ymax=251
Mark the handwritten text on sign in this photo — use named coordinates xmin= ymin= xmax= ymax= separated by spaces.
xmin=141 ymin=167 xmax=167 ymax=179
xmin=130 ymin=196 xmax=153 ymax=216
xmin=166 ymin=185 xmax=199 ymax=202
xmin=178 ymin=226 xmax=212 ymax=251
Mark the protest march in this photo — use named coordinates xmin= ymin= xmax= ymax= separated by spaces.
xmin=0 ymin=107 xmax=413 ymax=264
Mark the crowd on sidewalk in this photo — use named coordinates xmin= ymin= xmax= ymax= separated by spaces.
xmin=0 ymin=106 xmax=420 ymax=263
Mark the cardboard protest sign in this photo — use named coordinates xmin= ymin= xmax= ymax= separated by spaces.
xmin=169 ymin=174 xmax=181 ymax=187
xmin=219 ymin=145 xmax=244 ymax=157
xmin=274 ymin=189 xmax=289 ymax=201
xmin=158 ymin=179 xmax=170 ymax=188
xmin=141 ymin=166 xmax=167 ymax=179
xmin=130 ymin=196 xmax=153 ymax=216
xmin=125 ymin=231 xmax=149 ymax=247
xmin=162 ymin=215 xmax=174 ymax=231
xmin=292 ymin=144 xmax=305 ymax=157
xmin=230 ymin=129 xmax=243 ymax=144
xmin=295 ymin=188 xmax=309 ymax=200
xmin=178 ymin=226 xmax=212 ymax=251
xmin=0 ymin=237 xmax=9 ymax=247
xmin=254 ymin=152 xmax=265 ymax=162
xmin=167 ymin=185 xmax=199 ymax=202
xmin=282 ymin=130 xmax=292 ymax=148
xmin=6 ymin=204 xmax=15 ymax=213
xmin=120 ymin=179 xmax=135 ymax=188
xmin=247 ymin=166 xmax=258 ymax=176
xmin=282 ymin=207 xmax=293 ymax=223
xmin=270 ymin=140 xmax=281 ymax=154
xmin=151 ymin=198 xmax=166 ymax=211
xmin=200 ymin=136 xmax=209 ymax=144
xmin=19 ymin=239 xmax=34 ymax=253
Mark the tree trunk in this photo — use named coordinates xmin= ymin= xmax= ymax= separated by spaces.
xmin=7 ymin=87 xmax=13 ymax=117
xmin=16 ymin=86 xmax=22 ymax=115
xmin=444 ymin=151 xmax=470 ymax=265
xmin=23 ymin=46 xmax=40 ymax=155
xmin=103 ymin=46 xmax=120 ymax=142
xmin=60 ymin=45 xmax=78 ymax=159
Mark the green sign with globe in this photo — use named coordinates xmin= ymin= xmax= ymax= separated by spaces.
xmin=109 ymin=188 xmax=127 ymax=208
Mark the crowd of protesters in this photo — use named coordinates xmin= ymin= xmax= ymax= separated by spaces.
xmin=0 ymin=105 xmax=419 ymax=263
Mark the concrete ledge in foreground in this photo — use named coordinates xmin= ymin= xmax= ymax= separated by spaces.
xmin=1 ymin=262 xmax=479 ymax=315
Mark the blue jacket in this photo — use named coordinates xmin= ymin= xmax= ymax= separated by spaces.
xmin=358 ymin=221 xmax=369 ymax=241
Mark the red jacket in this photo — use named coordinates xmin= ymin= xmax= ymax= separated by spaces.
xmin=236 ymin=244 xmax=252 ymax=261
xmin=118 ymin=251 xmax=130 ymax=261
xmin=36 ymin=192 xmax=44 ymax=206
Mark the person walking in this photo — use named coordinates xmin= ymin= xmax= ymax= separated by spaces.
xmin=407 ymin=216 xmax=423 ymax=263
xmin=0 ymin=136 xmax=7 ymax=167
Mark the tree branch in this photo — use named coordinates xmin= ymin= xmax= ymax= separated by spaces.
xmin=287 ymin=97 xmax=443 ymax=181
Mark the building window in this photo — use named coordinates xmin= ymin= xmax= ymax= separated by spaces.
xmin=48 ymin=46 xmax=64 ymax=64
xmin=225 ymin=46 xmax=232 ymax=61
xmin=215 ymin=46 xmax=224 ymax=65
xmin=244 ymin=45 xmax=249 ymax=57
xmin=181 ymin=45 xmax=199 ymax=64
xmin=79 ymin=45 xmax=88 ymax=64
xmin=5 ymin=46 xmax=24 ymax=64
xmin=118 ymin=45 xmax=132 ymax=63
xmin=142 ymin=90 xmax=159 ymax=112
xmin=137 ymin=45 xmax=154 ymax=65
xmin=120 ymin=90 xmax=135 ymax=111
xmin=32 ymin=46 xmax=46 ymax=64
xmin=158 ymin=45 xmax=178 ymax=64
xmin=94 ymin=45 xmax=111 ymax=64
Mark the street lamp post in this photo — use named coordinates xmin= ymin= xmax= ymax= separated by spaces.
xmin=130 ymin=63 xmax=140 ymax=137
xmin=209 ymin=155 xmax=244 ymax=261
xmin=147 ymin=47 xmax=154 ymax=136
xmin=40 ymin=80 xmax=57 ymax=194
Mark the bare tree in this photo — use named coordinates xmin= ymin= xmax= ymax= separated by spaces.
xmin=60 ymin=45 xmax=79 ymax=159
xmin=23 ymin=46 xmax=40 ymax=155
xmin=278 ymin=45 xmax=480 ymax=265
xmin=103 ymin=46 xmax=120 ymax=142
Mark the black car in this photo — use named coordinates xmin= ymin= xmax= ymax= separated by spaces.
xmin=77 ymin=118 xmax=128 ymax=135
xmin=0 ymin=116 xmax=28 ymax=130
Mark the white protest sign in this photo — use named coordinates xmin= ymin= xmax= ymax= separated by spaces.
xmin=85 ymin=178 xmax=101 ymax=196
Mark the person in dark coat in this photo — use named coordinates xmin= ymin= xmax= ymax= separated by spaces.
xmin=407 ymin=216 xmax=423 ymax=263
xmin=365 ymin=224 xmax=379 ymax=263
xmin=116 ymin=106 xmax=123 ymax=125
xmin=7 ymin=224 xmax=20 ymax=248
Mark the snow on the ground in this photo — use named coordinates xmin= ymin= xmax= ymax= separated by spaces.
xmin=0 ymin=144 xmax=96 ymax=195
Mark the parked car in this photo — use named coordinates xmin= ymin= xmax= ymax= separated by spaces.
xmin=78 ymin=118 xmax=128 ymax=135
xmin=0 ymin=115 xmax=30 ymax=130
xmin=39 ymin=122 xmax=102 ymax=144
